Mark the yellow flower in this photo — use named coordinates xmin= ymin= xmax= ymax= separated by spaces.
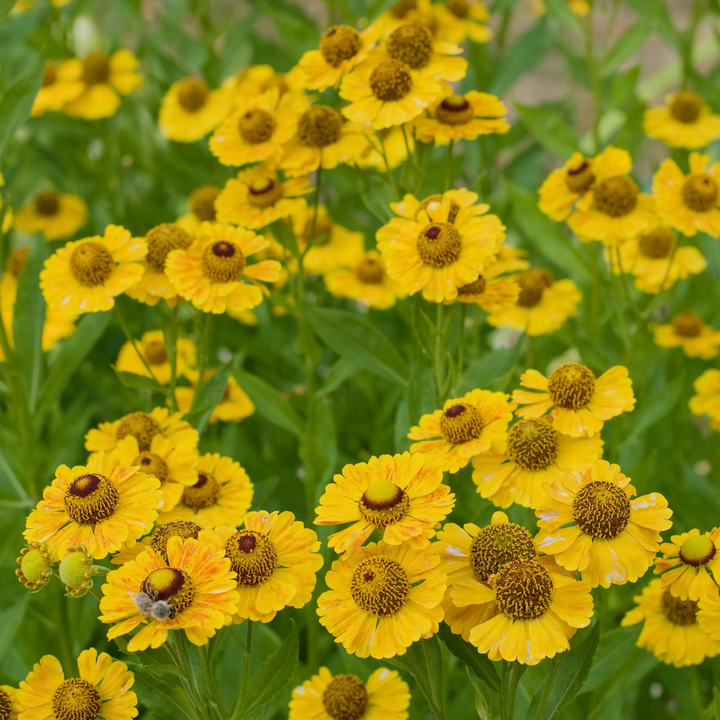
xmin=16 ymin=649 xmax=137 ymax=720
xmin=377 ymin=196 xmax=505 ymax=302
xmin=40 ymin=224 xmax=147 ymax=314
xmin=323 ymin=250 xmax=406 ymax=310
xmin=209 ymin=88 xmax=306 ymax=166
xmin=513 ymin=362 xmax=635 ymax=437
xmin=653 ymin=311 xmax=720 ymax=360
xmin=625 ymin=580 xmax=720 ymax=667
xmin=278 ymin=105 xmax=365 ymax=176
xmin=315 ymin=452 xmax=454 ymax=554
xmin=115 ymin=329 xmax=197 ymax=384
xmin=645 ymin=91 xmax=720 ymax=149
xmin=23 ymin=452 xmax=162 ymax=561
xmin=436 ymin=0 xmax=492 ymax=43
xmin=0 ymin=685 xmax=17 ymax=720
xmin=64 ymin=49 xmax=143 ymax=120
xmin=110 ymin=518 xmax=206 ymax=566
xmin=99 ymin=536 xmax=239 ymax=650
xmin=317 ymin=540 xmax=446 ymax=658
xmin=289 ymin=667 xmax=410 ymax=720
xmin=372 ymin=0 xmax=441 ymax=38
xmin=472 ymin=417 xmax=604 ymax=509
xmin=199 ymin=511 xmax=323 ymax=623
xmin=390 ymin=187 xmax=478 ymax=220
xmin=157 ymin=452 xmax=253 ymax=529
xmin=409 ymin=390 xmax=516 ymax=474
xmin=485 ymin=268 xmax=581 ymax=336
xmin=689 ymin=369 xmax=720 ymax=430
xmin=175 ymin=370 xmax=255 ymax=424
xmin=165 ymin=222 xmax=281 ymax=314
xmin=356 ymin=126 xmax=412 ymax=170
xmin=14 ymin=190 xmax=88 ymax=241
xmin=227 ymin=64 xmax=305 ymax=107
xmin=176 ymin=186 xmax=220 ymax=234
xmin=653 ymin=152 xmax=720 ymax=238
xmin=654 ymin=528 xmax=720 ymax=601
xmin=215 ymin=165 xmax=311 ymax=230
xmin=535 ymin=460 xmax=672 ymax=588
xmin=31 ymin=59 xmax=84 ymax=117
xmin=414 ymin=91 xmax=509 ymax=144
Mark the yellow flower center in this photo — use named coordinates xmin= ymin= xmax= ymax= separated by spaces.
xmin=447 ymin=0 xmax=470 ymax=18
xmin=238 ymin=109 xmax=277 ymax=144
xmin=469 ymin=522 xmax=535 ymax=582
xmin=224 ymin=529 xmax=279 ymax=585
xmin=565 ymin=160 xmax=595 ymax=194
xmin=669 ymin=91 xmax=702 ymax=124
xmin=190 ymin=186 xmax=220 ymax=222
xmin=201 ymin=240 xmax=245 ymax=283
xmin=458 ymin=275 xmax=486 ymax=296
xmin=355 ymin=257 xmax=384 ymax=284
xmin=177 ymin=78 xmax=209 ymax=112
xmin=69 ymin=241 xmax=115 ymax=287
xmin=547 ymin=362 xmax=596 ymax=409
xmin=19 ymin=546 xmax=52 ymax=585
xmin=416 ymin=222 xmax=462 ymax=268
xmin=64 ymin=473 xmax=120 ymax=525
xmin=52 ymin=679 xmax=102 ymax=720
xmin=298 ymin=106 xmax=343 ymax=148
xmin=116 ymin=411 xmax=162 ymax=452
xmin=320 ymin=25 xmax=363 ymax=68
xmin=672 ymin=311 xmax=703 ymax=338
xmin=637 ymin=227 xmax=675 ymax=259
xmin=142 ymin=567 xmax=196 ymax=612
xmin=593 ymin=176 xmax=639 ymax=217
xmin=146 ymin=223 xmax=193 ymax=272
xmin=435 ymin=94 xmax=474 ymax=126
xmin=516 ymin=268 xmax=553 ymax=308
xmin=391 ymin=0 xmax=417 ymax=18
xmin=181 ymin=472 xmax=221 ymax=509
xmin=506 ymin=418 xmax=560 ymax=471
xmin=387 ymin=24 xmax=434 ymax=69
xmin=358 ymin=481 xmax=410 ymax=527
xmin=322 ymin=675 xmax=369 ymax=720
xmin=495 ymin=560 xmax=553 ymax=620
xmin=82 ymin=51 xmax=110 ymax=85
xmin=370 ymin=60 xmax=413 ymax=102
xmin=42 ymin=61 xmax=57 ymax=87
xmin=7 ymin=246 xmax=30 ymax=278
xmin=351 ymin=555 xmax=410 ymax=616
xmin=572 ymin=480 xmax=631 ymax=539
xmin=133 ymin=451 xmax=169 ymax=483
xmin=247 ymin=177 xmax=284 ymax=209
xmin=679 ymin=534 xmax=716 ymax=567
xmin=439 ymin=403 xmax=484 ymax=444
xmin=682 ymin=174 xmax=719 ymax=212
xmin=150 ymin=520 xmax=202 ymax=562
xmin=35 ymin=190 xmax=60 ymax=216
xmin=661 ymin=589 xmax=698 ymax=626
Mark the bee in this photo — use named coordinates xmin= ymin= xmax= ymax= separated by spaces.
xmin=131 ymin=590 xmax=178 ymax=621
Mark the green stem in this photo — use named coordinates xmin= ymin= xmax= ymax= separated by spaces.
xmin=230 ymin=621 xmax=253 ymax=720
xmin=501 ymin=661 xmax=525 ymax=720
xmin=681 ymin=0 xmax=704 ymax=87
xmin=584 ymin=6 xmax=601 ymax=154
xmin=454 ymin=302 xmax=467 ymax=395
xmin=200 ymin=643 xmax=226 ymax=720
xmin=189 ymin=312 xmax=212 ymax=413
xmin=434 ymin=302 xmax=447 ymax=403
xmin=692 ymin=665 xmax=705 ymax=718
xmin=444 ymin=139 xmax=454 ymax=192
xmin=174 ymin=632 xmax=211 ymax=720
xmin=532 ymin=656 xmax=562 ymax=720
xmin=168 ymin=304 xmax=180 ymax=412
xmin=378 ymin=131 xmax=401 ymax=200
xmin=114 ymin=304 xmax=163 ymax=387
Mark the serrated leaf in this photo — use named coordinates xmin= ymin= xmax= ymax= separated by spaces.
xmin=403 ymin=636 xmax=445 ymax=718
xmin=514 ymin=102 xmax=579 ymax=158
xmin=438 ymin=624 xmax=500 ymax=694
xmin=0 ymin=54 xmax=43 ymax=162
xmin=182 ymin=361 xmax=232 ymax=433
xmin=113 ymin=369 xmax=168 ymax=395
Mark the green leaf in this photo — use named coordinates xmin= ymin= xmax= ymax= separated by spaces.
xmin=602 ymin=9 xmax=656 ymax=77
xmin=466 ymin=668 xmax=491 ymax=720
xmin=514 ymin=102 xmax=579 ymax=158
xmin=268 ymin=219 xmax=299 ymax=258
xmin=0 ymin=597 xmax=28 ymax=663
xmin=438 ymin=624 xmax=500 ymax=694
xmin=358 ymin=169 xmax=394 ymax=223
xmin=403 ymin=636 xmax=445 ymax=718
xmin=127 ymin=664 xmax=198 ymax=720
xmin=113 ymin=369 xmax=168 ymax=395
xmin=461 ymin=345 xmax=522 ymax=394
xmin=0 ymin=54 xmax=43 ymax=162
xmin=183 ymin=361 xmax=233 ymax=434
xmin=624 ymin=374 xmax=684 ymax=442
xmin=0 ymin=0 xmax=15 ymax=22
xmin=317 ymin=356 xmax=363 ymax=397
xmin=251 ymin=476 xmax=279 ymax=510
xmin=543 ymin=0 xmax=583 ymax=33
xmin=305 ymin=306 xmax=408 ymax=385
xmin=233 ymin=367 xmax=304 ymax=437
xmin=299 ymin=394 xmax=337 ymax=489
xmin=714 ymin=687 xmax=720 ymax=720
xmin=581 ymin=625 xmax=641 ymax=694
xmin=405 ymin=359 xmax=437 ymax=427
xmin=144 ymin=664 xmax=189 ymax=679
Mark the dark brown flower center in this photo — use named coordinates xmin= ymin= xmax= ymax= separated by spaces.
xmin=637 ymin=227 xmax=675 ymax=259
xmin=391 ymin=0 xmax=417 ymax=18
xmin=439 ymin=403 xmax=484 ymax=444
xmin=661 ymin=589 xmax=698 ymax=625
xmin=593 ymin=176 xmax=639 ymax=217
xmin=190 ymin=186 xmax=220 ymax=222
xmin=238 ymin=109 xmax=277 ymax=144
xmin=201 ymin=241 xmax=245 ymax=283
xmin=458 ymin=275 xmax=486 ymax=296
xmin=298 ymin=106 xmax=343 ymax=148
xmin=669 ymin=91 xmax=702 ymax=124
xmin=682 ymin=174 xmax=719 ymax=212
xmin=507 ymin=418 xmax=560 ymax=471
xmin=35 ymin=191 xmax=60 ymax=216
xmin=181 ymin=472 xmax=221 ymax=509
xmin=572 ymin=481 xmax=631 ymax=539
xmin=82 ymin=51 xmax=110 ymax=85
xmin=447 ymin=0 xmax=470 ymax=17
xmin=435 ymin=94 xmax=474 ymax=125
xmin=355 ymin=257 xmax=384 ymax=284
xmin=247 ymin=177 xmax=284 ymax=209
xmin=7 ymin=246 xmax=30 ymax=278
xmin=146 ymin=223 xmax=193 ymax=271
xmin=469 ymin=522 xmax=535 ymax=582
xmin=150 ymin=521 xmax=202 ymax=562
xmin=142 ymin=340 xmax=168 ymax=366
xmin=351 ymin=555 xmax=410 ymax=616
xmin=547 ymin=362 xmax=596 ymax=409
xmin=370 ymin=60 xmax=413 ymax=102
xmin=64 ymin=473 xmax=120 ymax=525
xmin=387 ymin=24 xmax=434 ymax=69
xmin=225 ymin=529 xmax=278 ymax=585
xmin=133 ymin=452 xmax=169 ymax=483
xmin=52 ymin=678 xmax=102 ymax=720
xmin=565 ymin=160 xmax=595 ymax=194
xmin=42 ymin=61 xmax=57 ymax=87
xmin=358 ymin=481 xmax=410 ymax=527
xmin=69 ymin=241 xmax=114 ymax=286
xmin=142 ymin=567 xmax=196 ymax=612
xmin=322 ymin=676 xmax=369 ymax=720
xmin=116 ymin=411 xmax=162 ymax=452
xmin=320 ymin=25 xmax=363 ymax=67
xmin=177 ymin=78 xmax=209 ymax=112
xmin=516 ymin=268 xmax=553 ymax=308
xmin=495 ymin=560 xmax=553 ymax=620
xmin=672 ymin=311 xmax=703 ymax=338
xmin=417 ymin=222 xmax=462 ymax=268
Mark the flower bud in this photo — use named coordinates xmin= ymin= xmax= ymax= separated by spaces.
xmin=59 ymin=545 xmax=93 ymax=597
xmin=16 ymin=542 xmax=53 ymax=592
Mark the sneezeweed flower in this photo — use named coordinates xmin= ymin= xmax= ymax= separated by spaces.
xmin=289 ymin=667 xmax=410 ymax=720
xmin=535 ymin=460 xmax=673 ymax=588
xmin=214 ymin=166 xmax=311 ymax=230
xmin=408 ymin=390 xmax=515 ymax=474
xmin=644 ymin=91 xmax=720 ymax=149
xmin=176 ymin=185 xmax=220 ymax=234
xmin=115 ymin=329 xmax=197 ymax=384
xmin=689 ymin=369 xmax=720 ymax=431
xmin=175 ymin=371 xmax=255 ymax=424
xmin=16 ymin=542 xmax=53 ymax=591
xmin=653 ymin=152 xmax=720 ymax=238
xmin=13 ymin=190 xmax=88 ymax=241
xmin=125 ymin=223 xmax=194 ymax=306
xmin=228 ymin=63 xmax=305 ymax=106
xmin=653 ymin=312 xmax=720 ymax=360
xmin=315 ymin=452 xmax=454 ymax=554
xmin=317 ymin=540 xmax=446 ymax=658
xmin=373 ymin=0 xmax=440 ymax=37
xmin=16 ymin=649 xmax=137 ymax=720
xmin=165 ymin=222 xmax=281 ymax=314
xmin=485 ymin=268 xmax=582 ymax=337
xmin=99 ymin=536 xmax=239 ymax=650
xmin=390 ymin=187 xmax=480 ymax=222
xmin=209 ymin=88 xmax=306 ymax=166
xmin=110 ymin=519 xmax=205 ymax=566
xmin=40 ymin=224 xmax=147 ymax=314
xmin=31 ymin=59 xmax=83 ymax=116
xmin=24 ymin=453 xmax=162 ymax=561
xmin=437 ymin=0 xmax=492 ymax=43
xmin=159 ymin=76 xmax=232 ymax=143
xmin=0 ymin=686 xmax=17 ymax=720
xmin=513 ymin=362 xmax=635 ymax=437
xmin=414 ymin=91 xmax=509 ymax=144
xmin=654 ymin=528 xmax=720 ymax=601
xmin=472 ymin=417 xmax=604 ymax=509
xmin=199 ymin=511 xmax=323 ymax=623
xmin=376 ymin=196 xmax=505 ymax=302
xmin=58 ymin=544 xmax=93 ymax=597
xmin=157 ymin=452 xmax=253 ymax=529
xmin=64 ymin=49 xmax=143 ymax=120
xmin=624 ymin=580 xmax=720 ymax=667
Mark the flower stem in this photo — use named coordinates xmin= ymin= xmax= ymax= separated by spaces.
xmin=114 ymin=303 xmax=163 ymax=387
xmin=500 ymin=660 xmax=525 ymax=720
xmin=434 ymin=301 xmax=447 ymax=403
xmin=444 ymin=139 xmax=454 ymax=192
xmin=454 ymin=302 xmax=467 ymax=395
xmin=584 ymin=6 xmax=601 ymax=154
xmin=378 ymin=131 xmax=401 ymax=200
xmin=189 ymin=312 xmax=212 ymax=414
xmin=230 ymin=620 xmax=253 ymax=720
xmin=532 ymin=655 xmax=562 ymax=720
xmin=167 ymin=304 xmax=180 ymax=412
